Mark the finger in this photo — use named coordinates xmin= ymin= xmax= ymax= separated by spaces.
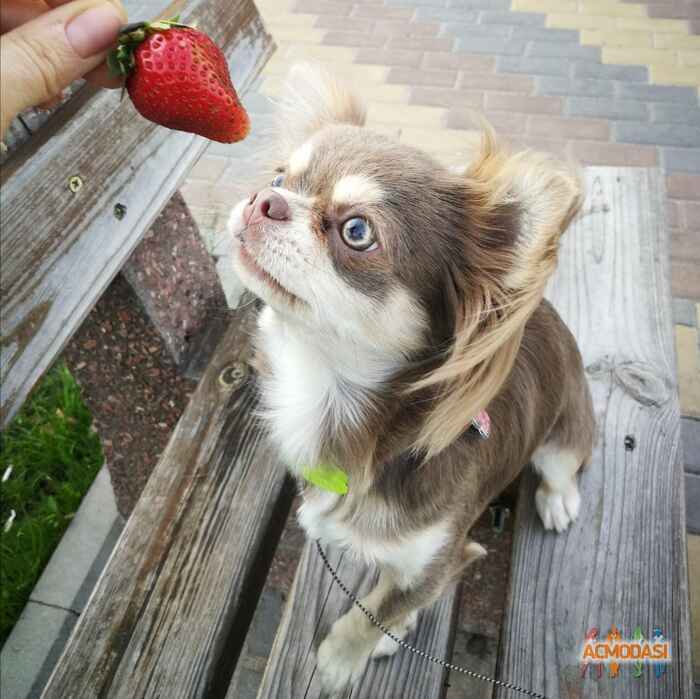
xmin=0 ymin=1 xmax=49 ymax=34
xmin=0 ymin=0 xmax=127 ymax=132
xmin=84 ymin=61 xmax=123 ymax=89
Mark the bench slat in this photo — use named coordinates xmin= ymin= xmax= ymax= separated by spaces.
xmin=496 ymin=167 xmax=693 ymax=698
xmin=254 ymin=540 xmax=458 ymax=699
xmin=42 ymin=305 xmax=293 ymax=698
xmin=0 ymin=0 xmax=273 ymax=427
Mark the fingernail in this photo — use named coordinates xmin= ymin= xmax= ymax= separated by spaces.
xmin=66 ymin=5 xmax=123 ymax=58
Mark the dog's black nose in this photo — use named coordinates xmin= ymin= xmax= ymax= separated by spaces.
xmin=244 ymin=189 xmax=291 ymax=225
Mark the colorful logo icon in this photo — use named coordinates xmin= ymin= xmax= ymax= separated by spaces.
xmin=580 ymin=626 xmax=671 ymax=680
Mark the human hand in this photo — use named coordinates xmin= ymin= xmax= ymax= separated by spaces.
xmin=0 ymin=0 xmax=128 ymax=137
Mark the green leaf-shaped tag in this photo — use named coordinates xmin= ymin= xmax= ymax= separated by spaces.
xmin=302 ymin=464 xmax=349 ymax=495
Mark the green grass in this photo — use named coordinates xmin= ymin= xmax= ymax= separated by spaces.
xmin=0 ymin=363 xmax=103 ymax=646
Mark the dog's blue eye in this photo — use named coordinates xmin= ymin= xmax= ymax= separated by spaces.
xmin=271 ymin=173 xmax=284 ymax=187
xmin=341 ymin=217 xmax=376 ymax=251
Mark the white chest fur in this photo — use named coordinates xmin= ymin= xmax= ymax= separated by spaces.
xmin=298 ymin=492 xmax=450 ymax=588
xmin=255 ymin=306 xmax=395 ymax=469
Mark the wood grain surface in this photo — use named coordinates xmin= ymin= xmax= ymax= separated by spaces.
xmin=41 ymin=303 xmax=294 ymax=698
xmin=495 ymin=168 xmax=692 ymax=698
xmin=254 ymin=540 xmax=458 ymax=699
xmin=0 ymin=0 xmax=274 ymax=427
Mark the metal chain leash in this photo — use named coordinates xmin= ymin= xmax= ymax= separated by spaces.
xmin=315 ymin=540 xmax=548 ymax=699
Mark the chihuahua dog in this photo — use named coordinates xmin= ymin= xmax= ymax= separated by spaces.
xmin=227 ymin=65 xmax=595 ymax=693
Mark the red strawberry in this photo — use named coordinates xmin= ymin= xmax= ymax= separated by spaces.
xmin=108 ymin=19 xmax=250 ymax=143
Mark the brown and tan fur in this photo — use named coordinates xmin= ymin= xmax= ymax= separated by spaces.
xmin=227 ymin=64 xmax=595 ymax=692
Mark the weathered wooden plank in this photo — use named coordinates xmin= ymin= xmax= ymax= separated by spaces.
xmin=42 ymin=304 xmax=294 ymax=698
xmin=0 ymin=0 xmax=274 ymax=428
xmin=254 ymin=541 xmax=459 ymax=699
xmin=496 ymin=168 xmax=692 ymax=698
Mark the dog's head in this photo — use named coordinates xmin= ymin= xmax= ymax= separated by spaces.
xmin=229 ymin=64 xmax=582 ymax=456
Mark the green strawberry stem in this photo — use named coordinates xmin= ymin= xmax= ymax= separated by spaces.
xmin=107 ymin=16 xmax=189 ymax=78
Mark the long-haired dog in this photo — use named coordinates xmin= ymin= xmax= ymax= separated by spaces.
xmin=227 ymin=65 xmax=595 ymax=693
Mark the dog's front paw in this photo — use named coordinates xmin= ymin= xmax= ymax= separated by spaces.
xmin=316 ymin=625 xmax=372 ymax=694
xmin=535 ymin=483 xmax=580 ymax=533
xmin=371 ymin=610 xmax=418 ymax=658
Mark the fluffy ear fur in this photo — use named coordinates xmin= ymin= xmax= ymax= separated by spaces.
xmin=413 ymin=128 xmax=583 ymax=458
xmin=275 ymin=63 xmax=366 ymax=154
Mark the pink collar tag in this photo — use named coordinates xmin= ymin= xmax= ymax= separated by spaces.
xmin=470 ymin=410 xmax=491 ymax=439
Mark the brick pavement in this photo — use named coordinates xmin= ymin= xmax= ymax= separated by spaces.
xmin=179 ymin=1 xmax=700 ymax=692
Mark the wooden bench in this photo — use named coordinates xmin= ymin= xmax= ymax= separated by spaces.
xmin=1 ymin=10 xmax=692 ymax=691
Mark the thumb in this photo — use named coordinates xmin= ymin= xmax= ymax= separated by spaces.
xmin=1 ymin=0 xmax=126 ymax=132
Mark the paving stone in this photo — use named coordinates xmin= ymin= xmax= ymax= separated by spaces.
xmin=484 ymin=110 xmax=529 ymax=135
xmin=662 ymin=148 xmax=700 ymax=175
xmin=485 ymin=92 xmax=563 ymax=115
xmin=573 ymin=60 xmax=648 ymax=81
xmin=686 ymin=535 xmax=700 ymax=674
xmin=527 ymin=40 xmax=601 ymax=60
xmin=422 ymin=51 xmax=495 ymax=71
xmin=668 ymin=200 xmax=684 ymax=229
xmin=684 ymin=202 xmax=700 ymax=229
xmin=367 ymin=102 xmax=448 ymax=128
xmin=682 ymin=417 xmax=700 ymax=474
xmin=449 ymin=108 xmax=525 ymax=133
xmin=672 ymin=228 xmax=700 ymax=266
xmin=314 ymin=15 xmax=374 ymax=32
xmin=603 ymin=45 xmax=679 ymax=67
xmin=456 ymin=36 xmax=526 ymax=54
xmin=387 ymin=35 xmax=455 ymax=51
xmin=651 ymin=64 xmax=700 ymax=87
xmin=686 ymin=473 xmax=700 ymax=533
xmin=458 ymin=72 xmax=534 ymax=93
xmin=497 ymin=55 xmax=569 ymax=76
xmin=355 ymin=47 xmax=424 ymax=67
xmin=411 ymin=86 xmax=484 ymax=108
xmin=567 ymin=96 xmax=649 ymax=120
xmin=388 ymin=67 xmax=459 ymax=87
xmin=614 ymin=121 xmax=700 ymax=148
xmin=676 ymin=324 xmax=700 ymax=417
xmin=322 ymin=30 xmax=388 ymax=47
xmin=352 ymin=4 xmax=414 ymax=19
xmin=546 ymin=12 xmax=615 ymax=31
xmin=651 ymin=102 xmax=700 ymax=125
xmin=374 ymin=19 xmax=441 ymax=36
xmin=667 ymin=173 xmax=700 ymax=200
xmin=415 ymin=7 xmax=479 ymax=21
xmin=478 ymin=10 xmax=545 ymax=26
xmin=385 ymin=0 xmax=448 ymax=5
xmin=293 ymin=0 xmax=352 ymax=15
xmin=675 ymin=298 xmax=699 ymax=328
xmin=672 ymin=260 xmax=700 ymax=301
xmin=449 ymin=0 xmax=511 ymax=8
xmin=536 ymin=76 xmax=614 ymax=97
xmin=510 ymin=134 xmax=569 ymax=156
xmin=617 ymin=82 xmax=700 ymax=103
xmin=569 ymin=139 xmax=658 ymax=166
xmin=528 ymin=114 xmax=609 ymax=140
xmin=445 ymin=23 xmax=514 ymax=38
xmin=513 ymin=27 xmax=581 ymax=42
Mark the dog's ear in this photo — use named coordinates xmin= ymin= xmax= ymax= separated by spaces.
xmin=413 ymin=129 xmax=583 ymax=458
xmin=276 ymin=62 xmax=366 ymax=153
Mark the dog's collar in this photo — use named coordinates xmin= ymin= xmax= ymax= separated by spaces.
xmin=302 ymin=411 xmax=491 ymax=495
